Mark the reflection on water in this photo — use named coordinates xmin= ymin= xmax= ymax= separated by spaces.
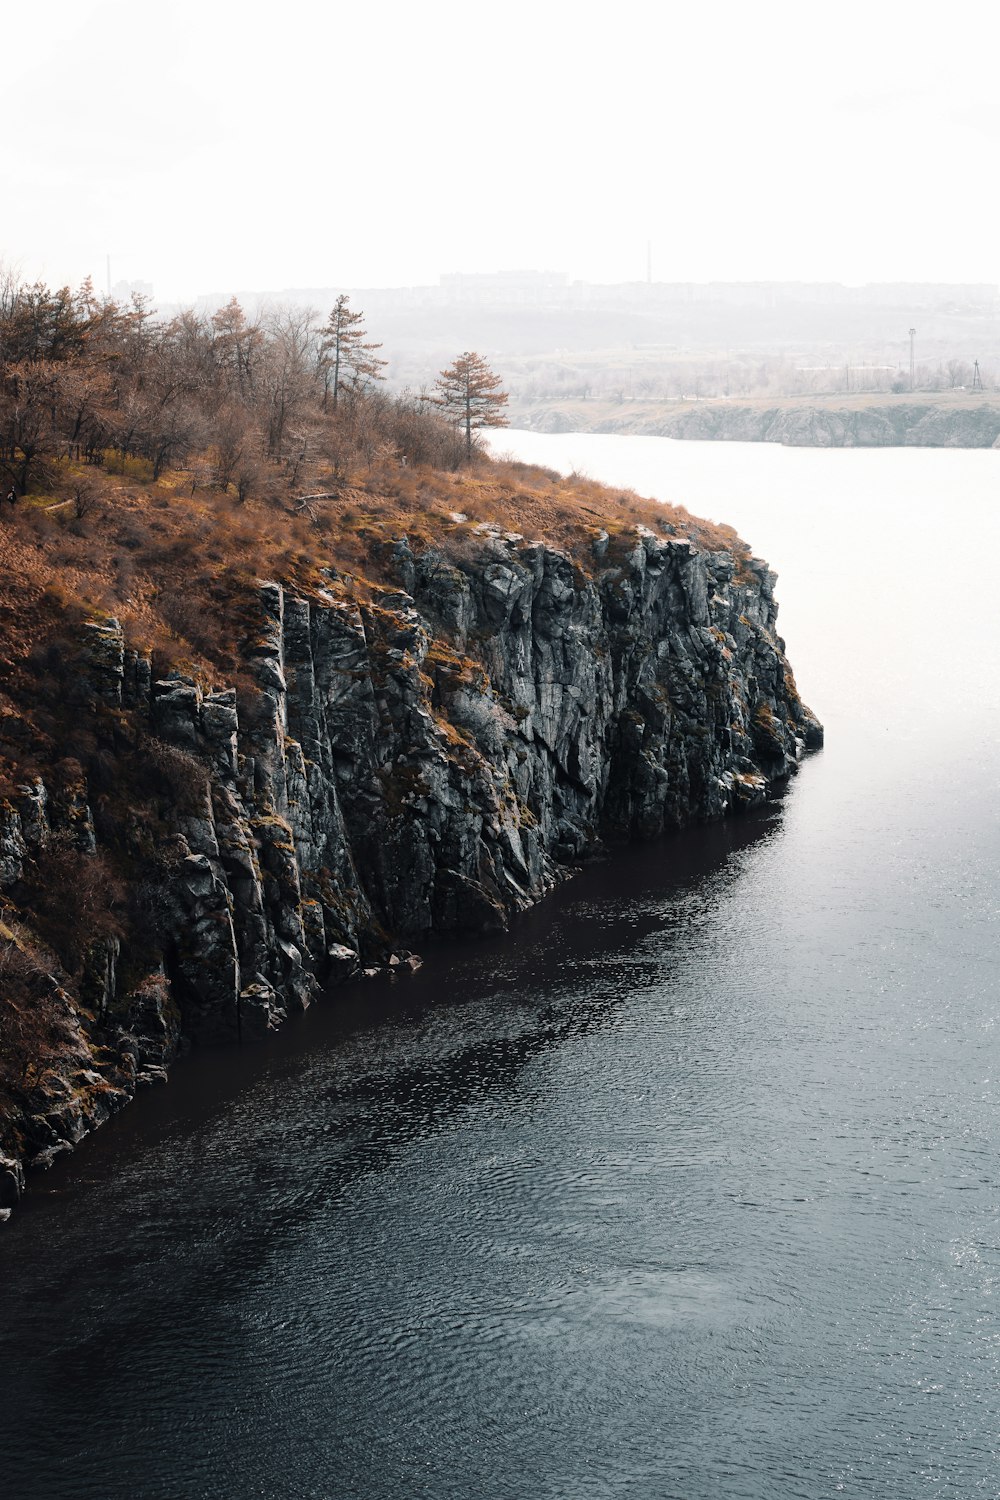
xmin=3 ymin=434 xmax=1000 ymax=1499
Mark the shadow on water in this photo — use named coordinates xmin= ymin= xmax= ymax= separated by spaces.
xmin=1 ymin=793 xmax=785 ymax=1250
xmin=0 ymin=788 xmax=792 ymax=1498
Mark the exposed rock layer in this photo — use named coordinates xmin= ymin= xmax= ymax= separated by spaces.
xmin=0 ymin=523 xmax=821 ymax=1212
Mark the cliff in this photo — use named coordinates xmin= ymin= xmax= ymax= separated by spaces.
xmin=518 ymin=396 xmax=1000 ymax=448
xmin=0 ymin=499 xmax=820 ymax=1217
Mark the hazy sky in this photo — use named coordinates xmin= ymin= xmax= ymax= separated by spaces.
xmin=7 ymin=0 xmax=999 ymax=301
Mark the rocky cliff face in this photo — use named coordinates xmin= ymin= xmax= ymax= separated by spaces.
xmin=0 ymin=521 xmax=820 ymax=1214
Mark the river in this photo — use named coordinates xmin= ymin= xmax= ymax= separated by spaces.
xmin=2 ymin=432 xmax=1000 ymax=1499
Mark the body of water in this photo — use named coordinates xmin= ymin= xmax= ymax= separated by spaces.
xmin=2 ymin=433 xmax=1000 ymax=1498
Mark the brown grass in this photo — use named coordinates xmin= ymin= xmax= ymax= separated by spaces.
xmin=0 ymin=447 xmax=749 ymax=793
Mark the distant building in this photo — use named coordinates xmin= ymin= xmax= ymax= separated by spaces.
xmin=440 ymin=270 xmax=568 ymax=289
xmin=112 ymin=279 xmax=154 ymax=302
xmin=439 ymin=270 xmax=570 ymax=305
xmin=848 ymin=282 xmax=998 ymax=309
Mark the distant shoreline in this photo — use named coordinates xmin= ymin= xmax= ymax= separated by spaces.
xmin=510 ymin=393 xmax=1000 ymax=449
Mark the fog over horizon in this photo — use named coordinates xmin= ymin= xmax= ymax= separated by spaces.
xmin=7 ymin=0 xmax=1000 ymax=304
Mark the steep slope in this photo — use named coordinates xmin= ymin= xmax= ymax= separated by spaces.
xmin=0 ymin=480 xmax=820 ymax=1216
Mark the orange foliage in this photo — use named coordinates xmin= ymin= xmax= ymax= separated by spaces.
xmin=0 ymin=446 xmax=751 ymax=793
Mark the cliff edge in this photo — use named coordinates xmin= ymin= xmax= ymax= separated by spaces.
xmin=0 ymin=475 xmax=820 ymax=1215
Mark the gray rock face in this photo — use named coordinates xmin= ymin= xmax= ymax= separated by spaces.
xmin=0 ymin=524 xmax=820 ymax=1205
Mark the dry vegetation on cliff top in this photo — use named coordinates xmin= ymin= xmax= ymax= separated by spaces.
xmin=0 ymin=283 xmax=764 ymax=1171
xmin=0 ymin=449 xmax=749 ymax=783
xmin=0 ymin=444 xmax=753 ymax=1133
xmin=0 ymin=275 xmax=750 ymax=794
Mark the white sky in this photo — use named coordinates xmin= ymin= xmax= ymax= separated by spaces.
xmin=6 ymin=0 xmax=999 ymax=301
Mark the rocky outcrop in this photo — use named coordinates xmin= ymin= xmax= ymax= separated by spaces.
xmin=0 ymin=522 xmax=820 ymax=1211
xmin=518 ymin=399 xmax=1000 ymax=448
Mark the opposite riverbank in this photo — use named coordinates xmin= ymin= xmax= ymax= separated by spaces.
xmin=512 ymin=391 xmax=1000 ymax=448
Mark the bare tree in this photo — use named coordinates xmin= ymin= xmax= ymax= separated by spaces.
xmin=213 ymin=402 xmax=261 ymax=501
xmin=210 ymin=298 xmax=263 ymax=401
xmin=319 ymin=295 xmax=386 ymax=412
xmin=433 ymin=351 xmax=509 ymax=459
xmin=259 ymin=305 xmax=316 ymax=462
xmin=0 ymin=359 xmax=62 ymax=490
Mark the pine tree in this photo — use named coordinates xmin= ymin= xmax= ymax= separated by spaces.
xmin=319 ymin=295 xmax=386 ymax=412
xmin=433 ymin=351 xmax=508 ymax=459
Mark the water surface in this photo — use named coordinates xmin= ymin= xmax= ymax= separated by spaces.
xmin=2 ymin=433 xmax=1000 ymax=1499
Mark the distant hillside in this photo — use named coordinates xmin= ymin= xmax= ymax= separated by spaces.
xmin=187 ymin=279 xmax=1000 ymax=406
xmin=511 ymin=393 xmax=1000 ymax=448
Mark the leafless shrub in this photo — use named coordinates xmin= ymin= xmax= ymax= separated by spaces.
xmin=141 ymin=737 xmax=210 ymax=813
xmin=17 ymin=837 xmax=126 ymax=975
xmin=71 ymin=473 xmax=101 ymax=521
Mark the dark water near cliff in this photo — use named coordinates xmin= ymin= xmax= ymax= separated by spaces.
xmin=3 ymin=434 xmax=1000 ymax=1499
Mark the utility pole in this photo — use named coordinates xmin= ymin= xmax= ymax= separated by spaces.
xmin=909 ymin=328 xmax=916 ymax=391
